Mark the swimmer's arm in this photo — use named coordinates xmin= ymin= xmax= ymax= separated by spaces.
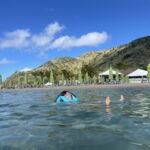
xmin=55 ymin=96 xmax=64 ymax=103
xmin=72 ymin=96 xmax=79 ymax=102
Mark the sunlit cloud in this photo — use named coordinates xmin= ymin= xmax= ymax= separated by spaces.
xmin=0 ymin=58 xmax=14 ymax=64
xmin=50 ymin=32 xmax=108 ymax=49
xmin=32 ymin=22 xmax=64 ymax=47
xmin=0 ymin=29 xmax=30 ymax=49
xmin=0 ymin=22 xmax=109 ymax=53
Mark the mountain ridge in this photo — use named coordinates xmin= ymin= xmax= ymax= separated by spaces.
xmin=4 ymin=36 xmax=150 ymax=86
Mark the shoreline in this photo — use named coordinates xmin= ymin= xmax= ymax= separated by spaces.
xmin=1 ymin=83 xmax=150 ymax=92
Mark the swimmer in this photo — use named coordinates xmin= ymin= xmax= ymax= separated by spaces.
xmin=105 ymin=95 xmax=125 ymax=106
xmin=55 ymin=91 xmax=79 ymax=103
xmin=105 ymin=96 xmax=111 ymax=106
xmin=64 ymin=91 xmax=72 ymax=99
xmin=119 ymin=95 xmax=125 ymax=102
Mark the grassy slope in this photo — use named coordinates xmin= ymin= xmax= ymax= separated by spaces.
xmin=5 ymin=36 xmax=150 ymax=83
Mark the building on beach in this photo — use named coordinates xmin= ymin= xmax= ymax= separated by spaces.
xmin=99 ymin=70 xmax=122 ymax=82
xmin=127 ymin=69 xmax=148 ymax=83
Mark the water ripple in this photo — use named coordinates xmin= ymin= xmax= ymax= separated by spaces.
xmin=0 ymin=87 xmax=150 ymax=150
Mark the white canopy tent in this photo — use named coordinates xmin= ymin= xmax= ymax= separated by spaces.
xmin=127 ymin=69 xmax=147 ymax=77
xmin=99 ymin=70 xmax=122 ymax=76
xmin=45 ymin=82 xmax=53 ymax=86
xmin=127 ymin=69 xmax=148 ymax=83
xmin=99 ymin=70 xmax=122 ymax=82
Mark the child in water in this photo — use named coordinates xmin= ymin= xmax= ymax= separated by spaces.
xmin=64 ymin=91 xmax=72 ymax=99
xmin=55 ymin=91 xmax=79 ymax=103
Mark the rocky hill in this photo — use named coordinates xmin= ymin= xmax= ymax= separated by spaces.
xmin=4 ymin=36 xmax=150 ymax=86
xmin=92 ymin=36 xmax=150 ymax=74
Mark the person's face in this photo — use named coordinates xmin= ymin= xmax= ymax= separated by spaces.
xmin=65 ymin=92 xmax=71 ymax=99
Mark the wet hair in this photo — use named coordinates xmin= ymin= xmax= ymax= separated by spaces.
xmin=61 ymin=91 xmax=69 ymax=96
xmin=60 ymin=91 xmax=77 ymax=97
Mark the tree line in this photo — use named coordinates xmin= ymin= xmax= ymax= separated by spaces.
xmin=0 ymin=64 xmax=150 ymax=88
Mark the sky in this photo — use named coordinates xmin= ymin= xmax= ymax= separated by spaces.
xmin=0 ymin=0 xmax=150 ymax=80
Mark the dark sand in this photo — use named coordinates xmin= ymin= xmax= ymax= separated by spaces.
xmin=1 ymin=83 xmax=150 ymax=92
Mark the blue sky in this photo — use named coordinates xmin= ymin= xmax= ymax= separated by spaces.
xmin=0 ymin=0 xmax=150 ymax=80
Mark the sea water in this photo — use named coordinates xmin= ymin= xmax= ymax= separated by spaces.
xmin=0 ymin=87 xmax=150 ymax=150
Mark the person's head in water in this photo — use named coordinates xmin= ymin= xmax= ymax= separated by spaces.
xmin=63 ymin=91 xmax=72 ymax=99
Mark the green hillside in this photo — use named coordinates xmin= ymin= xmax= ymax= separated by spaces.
xmin=4 ymin=36 xmax=150 ymax=87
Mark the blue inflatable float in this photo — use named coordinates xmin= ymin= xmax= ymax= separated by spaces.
xmin=55 ymin=91 xmax=79 ymax=103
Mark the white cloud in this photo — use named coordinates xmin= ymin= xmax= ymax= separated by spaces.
xmin=0 ymin=22 xmax=109 ymax=52
xmin=0 ymin=58 xmax=14 ymax=64
xmin=50 ymin=32 xmax=108 ymax=49
xmin=32 ymin=22 xmax=64 ymax=47
xmin=0 ymin=29 xmax=30 ymax=49
xmin=19 ymin=67 xmax=33 ymax=72
xmin=45 ymin=22 xmax=64 ymax=36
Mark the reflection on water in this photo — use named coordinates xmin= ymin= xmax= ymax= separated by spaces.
xmin=0 ymin=87 xmax=150 ymax=150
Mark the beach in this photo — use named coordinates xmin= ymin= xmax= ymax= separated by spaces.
xmin=1 ymin=83 xmax=150 ymax=92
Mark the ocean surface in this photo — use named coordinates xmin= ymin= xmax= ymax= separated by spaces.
xmin=0 ymin=87 xmax=150 ymax=150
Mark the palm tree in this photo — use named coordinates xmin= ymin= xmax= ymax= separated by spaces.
xmin=109 ymin=67 xmax=113 ymax=82
xmin=36 ymin=76 xmax=42 ymax=87
xmin=85 ymin=72 xmax=89 ymax=84
xmin=17 ymin=76 xmax=22 ymax=88
xmin=50 ymin=70 xmax=54 ymax=85
xmin=24 ymin=73 xmax=28 ymax=87
xmin=9 ymin=79 xmax=13 ymax=88
xmin=0 ymin=74 xmax=2 ymax=88
xmin=125 ymin=75 xmax=129 ymax=83
xmin=43 ymin=76 xmax=48 ymax=84
xmin=78 ymin=70 xmax=83 ymax=84
xmin=147 ymin=64 xmax=150 ymax=82
xmin=61 ymin=74 xmax=64 ymax=85
xmin=93 ymin=75 xmax=97 ymax=84
xmin=0 ymin=74 xmax=2 ymax=84
xmin=115 ymin=70 xmax=119 ymax=81
xmin=98 ymin=75 xmax=102 ymax=83
xmin=120 ymin=73 xmax=124 ymax=83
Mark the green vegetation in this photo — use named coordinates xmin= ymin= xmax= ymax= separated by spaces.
xmin=125 ymin=75 xmax=129 ymax=83
xmin=50 ymin=70 xmax=54 ymax=85
xmin=109 ymin=67 xmax=113 ymax=81
xmin=24 ymin=73 xmax=28 ymax=86
xmin=60 ymin=74 xmax=65 ymax=85
xmin=147 ymin=64 xmax=150 ymax=82
xmin=85 ymin=72 xmax=89 ymax=83
xmin=78 ymin=70 xmax=83 ymax=84
xmin=115 ymin=70 xmax=119 ymax=81
xmin=93 ymin=75 xmax=97 ymax=84
xmin=0 ymin=74 xmax=2 ymax=85
xmin=3 ymin=36 xmax=150 ymax=87
xmin=120 ymin=73 xmax=124 ymax=83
